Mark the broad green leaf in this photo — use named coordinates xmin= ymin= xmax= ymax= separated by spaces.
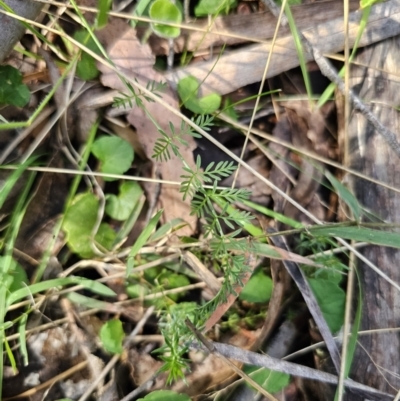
xmin=149 ymin=0 xmax=182 ymax=39
xmin=91 ymin=136 xmax=134 ymax=180
xmin=245 ymin=366 xmax=290 ymax=393
xmin=178 ymin=76 xmax=221 ymax=114
xmin=239 ymin=270 xmax=273 ymax=303
xmin=106 ymin=181 xmax=143 ymax=221
xmin=62 ymin=192 xmax=116 ymax=258
xmin=0 ymin=65 xmax=30 ymax=107
xmin=178 ymin=75 xmax=201 ymax=108
xmin=127 ymin=210 xmax=163 ymax=275
xmin=308 ymin=225 xmax=400 ymax=249
xmin=309 ymin=278 xmax=345 ymax=333
xmin=138 ymin=390 xmax=191 ymax=401
xmin=325 ymin=171 xmax=361 ymax=222
xmin=100 ymin=319 xmax=125 ymax=354
xmin=196 ymin=93 xmax=221 ymax=114
xmin=195 ymin=0 xmax=237 ymax=16
xmin=73 ymin=30 xmax=101 ymax=80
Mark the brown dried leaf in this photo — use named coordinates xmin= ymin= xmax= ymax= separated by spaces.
xmin=97 ymin=21 xmax=196 ymax=236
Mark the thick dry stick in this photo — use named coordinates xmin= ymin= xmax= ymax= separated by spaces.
xmin=189 ymin=340 xmax=393 ymax=401
xmin=0 ymin=1 xmax=43 ymax=62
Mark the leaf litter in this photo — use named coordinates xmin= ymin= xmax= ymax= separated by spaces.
xmin=1 ymin=1 xmax=399 ymax=400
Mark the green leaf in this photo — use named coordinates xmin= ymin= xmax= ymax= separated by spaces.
xmin=62 ymin=192 xmax=116 ymax=258
xmin=159 ymin=271 xmax=190 ymax=301
xmin=73 ymin=30 xmax=101 ymax=81
xmin=8 ymin=264 xmax=28 ymax=294
xmin=67 ymin=292 xmax=115 ymax=309
xmin=0 ymin=157 xmax=37 ymax=209
xmin=246 ymin=366 xmax=290 ymax=393
xmin=178 ymin=76 xmax=221 ymax=114
xmin=309 ymin=278 xmax=345 ymax=333
xmin=149 ymin=218 xmax=187 ymax=242
xmin=138 ymin=390 xmax=191 ymax=401
xmin=74 ymin=277 xmax=116 ymax=297
xmin=149 ymin=0 xmax=182 ymax=39
xmin=100 ymin=319 xmax=125 ymax=354
xmin=325 ymin=171 xmax=361 ymax=222
xmin=106 ymin=181 xmax=143 ymax=221
xmin=222 ymin=97 xmax=239 ymax=121
xmin=126 ymin=283 xmax=149 ymax=298
xmin=126 ymin=210 xmax=163 ymax=275
xmin=0 ymin=65 xmax=30 ymax=107
xmin=91 ymin=136 xmax=134 ymax=180
xmin=96 ymin=0 xmax=112 ymax=28
xmin=239 ymin=270 xmax=273 ymax=303
xmin=308 ymin=225 xmax=400 ymax=249
xmin=0 ymin=257 xmax=28 ymax=293
xmin=195 ymin=0 xmax=237 ymax=16
xmin=359 ymin=0 xmax=383 ymax=8
xmin=6 ymin=276 xmax=115 ymax=307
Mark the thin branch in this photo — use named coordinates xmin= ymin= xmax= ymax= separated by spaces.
xmin=189 ymin=340 xmax=393 ymax=401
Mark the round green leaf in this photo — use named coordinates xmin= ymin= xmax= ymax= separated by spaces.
xmin=91 ymin=136 xmax=134 ymax=180
xmin=197 ymin=93 xmax=221 ymax=114
xmin=309 ymin=278 xmax=345 ymax=333
xmin=138 ymin=390 xmax=191 ymax=401
xmin=106 ymin=181 xmax=143 ymax=221
xmin=149 ymin=0 xmax=182 ymax=39
xmin=100 ymin=319 xmax=125 ymax=354
xmin=177 ymin=75 xmax=221 ymax=114
xmin=239 ymin=270 xmax=273 ymax=303
xmin=0 ymin=65 xmax=30 ymax=107
xmin=62 ymin=192 xmax=116 ymax=258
